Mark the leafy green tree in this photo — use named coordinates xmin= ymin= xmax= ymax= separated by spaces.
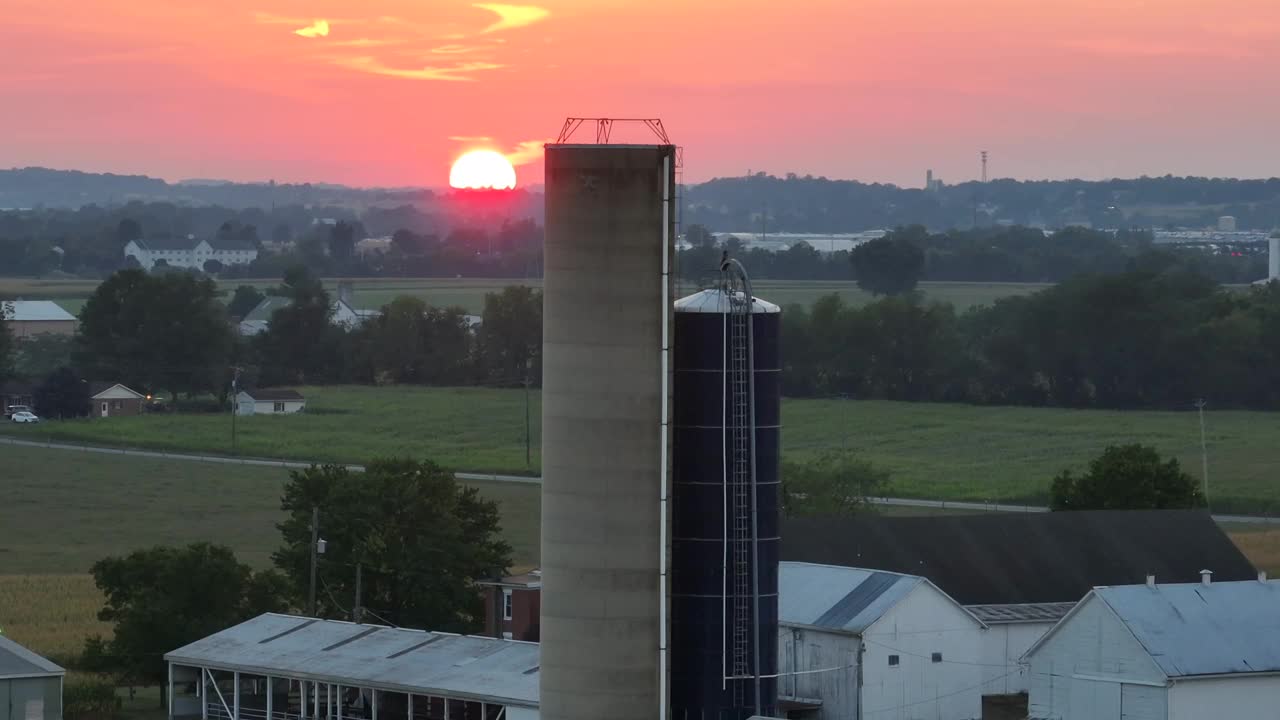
xmin=328 ymin=221 xmax=357 ymax=260
xmin=850 ymin=230 xmax=926 ymax=295
xmin=781 ymin=453 xmax=892 ymax=517
xmin=476 ymin=286 xmax=541 ymax=385
xmin=12 ymin=332 xmax=74 ymax=379
xmin=256 ymin=266 xmax=338 ymax=383
xmin=203 ymin=259 xmax=224 ymax=274
xmin=89 ymin=543 xmax=289 ymax=698
xmin=115 ymin=218 xmax=143 ymax=245
xmin=76 ymin=269 xmax=233 ymax=399
xmin=227 ymin=284 xmax=266 ymax=319
xmin=1050 ymin=444 xmax=1206 ymax=511
xmin=357 ymin=297 xmax=473 ymax=384
xmin=34 ymin=367 xmax=90 ymax=419
xmin=0 ymin=300 xmax=12 ymax=383
xmin=273 ymin=459 xmax=511 ymax=631
xmin=685 ymin=223 xmax=716 ymax=248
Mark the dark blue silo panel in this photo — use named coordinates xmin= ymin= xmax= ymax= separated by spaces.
xmin=670 ymin=302 xmax=780 ymax=720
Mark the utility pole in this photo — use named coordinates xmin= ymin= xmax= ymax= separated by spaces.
xmin=1195 ymin=399 xmax=1210 ymax=504
xmin=230 ymin=366 xmax=242 ymax=454
xmin=981 ymin=150 xmax=989 ymax=183
xmin=353 ymin=563 xmax=363 ymax=624
xmin=524 ymin=361 xmax=532 ymax=470
xmin=309 ymin=506 xmax=319 ymax=616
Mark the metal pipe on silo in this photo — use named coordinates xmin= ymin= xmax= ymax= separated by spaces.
xmin=540 ymin=144 xmax=676 ymax=720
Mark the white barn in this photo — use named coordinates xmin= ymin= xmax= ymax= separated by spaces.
xmin=967 ymin=603 xmax=1074 ymax=696
xmin=124 ymin=236 xmax=258 ymax=270
xmin=777 ymin=562 xmax=989 ymax=720
xmin=236 ymin=389 xmax=306 ymax=416
xmin=1024 ymin=574 xmax=1280 ymax=720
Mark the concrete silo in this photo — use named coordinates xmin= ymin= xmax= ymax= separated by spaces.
xmin=540 ymin=143 xmax=677 ymax=720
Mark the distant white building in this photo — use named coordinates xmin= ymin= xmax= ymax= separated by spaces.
xmin=777 ymin=562 xmax=989 ymax=720
xmin=124 ymin=236 xmax=258 ymax=270
xmin=235 ymin=389 xmax=306 ymax=415
xmin=1218 ymin=215 xmax=1238 ymax=232
xmin=1024 ymin=574 xmax=1280 ymax=720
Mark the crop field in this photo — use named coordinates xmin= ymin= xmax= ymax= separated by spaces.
xmin=8 ymin=386 xmax=1280 ymax=513
xmin=0 ymin=276 xmax=1045 ymax=316
xmin=0 ymin=575 xmax=111 ymax=661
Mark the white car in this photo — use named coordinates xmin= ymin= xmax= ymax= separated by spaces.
xmin=10 ymin=411 xmax=40 ymax=424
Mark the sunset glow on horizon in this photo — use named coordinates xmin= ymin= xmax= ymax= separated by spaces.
xmin=3 ymin=0 xmax=1279 ymax=187
xmin=450 ymin=150 xmax=518 ymax=189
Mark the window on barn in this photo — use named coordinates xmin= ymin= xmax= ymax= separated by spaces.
xmin=932 ymin=652 xmax=943 ymax=663
xmin=503 ymin=589 xmax=513 ymax=620
xmin=888 ymin=655 xmax=899 ymax=667
xmin=273 ymin=402 xmax=286 ymax=413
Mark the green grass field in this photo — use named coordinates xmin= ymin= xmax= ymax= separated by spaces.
xmin=0 ymin=276 xmax=1045 ymax=317
xmin=7 ymin=386 xmax=1280 ymax=513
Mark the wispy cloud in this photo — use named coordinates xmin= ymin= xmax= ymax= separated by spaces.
xmin=333 ymin=38 xmax=397 ymax=48
xmin=334 ymin=56 xmax=502 ymax=81
xmin=432 ymin=44 xmax=484 ymax=54
xmin=474 ymin=4 xmax=550 ymax=34
xmin=294 ymin=19 xmax=330 ymax=38
xmin=506 ymin=139 xmax=547 ymax=166
xmin=450 ymin=135 xmax=494 ymax=142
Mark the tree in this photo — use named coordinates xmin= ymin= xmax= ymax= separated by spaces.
xmin=781 ymin=453 xmax=892 ymax=517
xmin=34 ymin=366 xmax=90 ymax=419
xmin=1050 ymin=444 xmax=1206 ymax=511
xmin=115 ymin=218 xmax=143 ymax=245
xmin=76 ymin=269 xmax=234 ymax=399
xmin=0 ymin=300 xmax=11 ymax=383
xmin=12 ymin=332 xmax=73 ymax=379
xmin=476 ymin=286 xmax=542 ymax=385
xmin=89 ymin=543 xmax=288 ymax=697
xmin=273 ymin=459 xmax=511 ymax=631
xmin=849 ymin=230 xmax=926 ymax=295
xmin=685 ymin=223 xmax=717 ymax=248
xmin=227 ymin=285 xmax=266 ymax=319
xmin=203 ymin=258 xmax=224 ymax=274
xmin=327 ymin=221 xmax=357 ymax=260
xmin=357 ymin=297 xmax=473 ymax=384
xmin=256 ymin=266 xmax=338 ymax=383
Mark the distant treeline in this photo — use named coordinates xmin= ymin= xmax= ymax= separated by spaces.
xmin=784 ymin=262 xmax=1280 ymax=410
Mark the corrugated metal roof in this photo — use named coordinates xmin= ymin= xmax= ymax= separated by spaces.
xmin=779 ymin=562 xmax=920 ymax=633
xmin=0 ymin=635 xmax=64 ymax=679
xmin=165 ymin=614 xmax=539 ymax=707
xmin=4 ymin=300 xmax=76 ymax=322
xmin=965 ymin=602 xmax=1075 ymax=624
xmin=674 ymin=289 xmax=781 ymax=314
xmin=1095 ymin=580 xmax=1280 ymax=678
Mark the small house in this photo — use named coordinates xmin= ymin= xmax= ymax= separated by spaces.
xmin=89 ymin=383 xmax=146 ymax=418
xmin=1024 ymin=574 xmax=1280 ymax=720
xmin=235 ymin=389 xmax=305 ymax=416
xmin=778 ymin=561 xmax=988 ymax=720
xmin=0 ymin=635 xmax=65 ymax=720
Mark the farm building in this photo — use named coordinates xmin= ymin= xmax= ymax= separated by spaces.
xmin=90 ymin=383 xmax=145 ymax=417
xmin=782 ymin=510 xmax=1256 ymax=702
xmin=777 ymin=562 xmax=988 ymax=720
xmin=1 ymin=300 xmax=76 ymax=338
xmin=0 ymin=635 xmax=64 ymax=720
xmin=165 ymin=613 xmax=538 ymax=720
xmin=1024 ymin=574 xmax=1280 ymax=720
xmin=477 ymin=570 xmax=541 ymax=642
xmin=2 ymin=381 xmax=35 ymax=415
xmin=237 ymin=284 xmax=376 ymax=336
xmin=236 ymin=390 xmax=305 ymax=416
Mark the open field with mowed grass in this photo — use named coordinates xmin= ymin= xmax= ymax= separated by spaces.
xmin=0 ymin=276 xmax=1047 ymax=316
xmin=8 ymin=385 xmax=1280 ymax=512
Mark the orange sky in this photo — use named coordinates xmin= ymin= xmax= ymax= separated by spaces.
xmin=3 ymin=0 xmax=1279 ymax=187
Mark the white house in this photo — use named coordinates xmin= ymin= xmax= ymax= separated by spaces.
xmin=778 ymin=562 xmax=989 ymax=720
xmin=235 ymin=389 xmax=306 ymax=416
xmin=124 ymin=235 xmax=258 ymax=271
xmin=237 ymin=283 xmax=376 ymax=336
xmin=1024 ymin=574 xmax=1280 ymax=720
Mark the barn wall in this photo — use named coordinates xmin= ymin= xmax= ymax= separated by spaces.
xmin=1026 ymin=596 xmax=1166 ymax=720
xmin=1169 ymin=676 xmax=1280 ymax=720
xmin=860 ymin=584 xmax=985 ymax=720
xmin=980 ymin=621 xmax=1056 ymax=695
xmin=778 ymin=626 xmax=859 ymax=720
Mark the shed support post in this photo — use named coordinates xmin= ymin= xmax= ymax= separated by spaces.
xmin=406 ymin=694 xmax=413 ymax=720
xmin=168 ymin=663 xmax=175 ymax=720
xmin=233 ymin=671 xmax=240 ymax=720
xmin=299 ymin=682 xmax=306 ymax=720
xmin=443 ymin=697 xmax=449 ymax=720
xmin=371 ymin=690 xmax=377 ymax=720
xmin=266 ymin=677 xmax=273 ymax=720
xmin=313 ymin=680 xmax=319 ymax=720
xmin=336 ymin=685 xmax=342 ymax=720
xmin=201 ymin=668 xmax=208 ymax=720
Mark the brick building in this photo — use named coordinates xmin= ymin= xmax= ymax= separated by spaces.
xmin=477 ymin=570 xmax=541 ymax=641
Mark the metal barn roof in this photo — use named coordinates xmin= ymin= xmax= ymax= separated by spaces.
xmin=4 ymin=300 xmax=75 ymax=322
xmin=165 ymin=614 xmax=539 ymax=707
xmin=0 ymin=635 xmax=64 ymax=679
xmin=779 ymin=562 xmax=925 ymax=634
xmin=1094 ymin=580 xmax=1280 ymax=678
xmin=965 ymin=602 xmax=1075 ymax=624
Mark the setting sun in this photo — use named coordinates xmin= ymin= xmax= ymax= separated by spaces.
xmin=449 ymin=150 xmax=517 ymax=190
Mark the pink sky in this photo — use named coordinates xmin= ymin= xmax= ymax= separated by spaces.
xmin=3 ymin=0 xmax=1278 ymax=188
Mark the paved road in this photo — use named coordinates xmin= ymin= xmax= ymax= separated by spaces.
xmin=3 ymin=436 xmax=1272 ymax=522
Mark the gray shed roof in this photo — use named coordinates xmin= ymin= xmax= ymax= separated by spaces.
xmin=3 ymin=300 xmax=76 ymax=322
xmin=1093 ymin=579 xmax=1280 ymax=678
xmin=779 ymin=562 xmax=925 ymax=634
xmin=965 ymin=602 xmax=1076 ymax=624
xmin=165 ymin=614 xmax=539 ymax=707
xmin=0 ymin=635 xmax=65 ymax=679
